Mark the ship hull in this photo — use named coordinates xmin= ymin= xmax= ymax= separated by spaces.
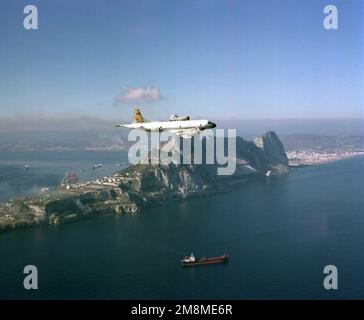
xmin=181 ymin=255 xmax=229 ymax=267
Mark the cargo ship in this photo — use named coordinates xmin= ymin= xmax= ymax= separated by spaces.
xmin=181 ymin=253 xmax=229 ymax=267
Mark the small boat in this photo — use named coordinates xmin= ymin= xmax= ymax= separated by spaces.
xmin=92 ymin=164 xmax=103 ymax=170
xmin=181 ymin=253 xmax=229 ymax=267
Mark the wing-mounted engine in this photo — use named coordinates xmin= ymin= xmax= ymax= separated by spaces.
xmin=170 ymin=114 xmax=191 ymax=121
xmin=144 ymin=126 xmax=164 ymax=133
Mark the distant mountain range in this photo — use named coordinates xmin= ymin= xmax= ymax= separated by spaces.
xmin=1 ymin=117 xmax=363 ymax=152
xmin=1 ymin=117 xmax=364 ymax=136
xmin=281 ymin=134 xmax=364 ymax=151
xmin=0 ymin=130 xmax=130 ymax=151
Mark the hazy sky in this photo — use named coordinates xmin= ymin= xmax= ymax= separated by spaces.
xmin=0 ymin=0 xmax=363 ymax=121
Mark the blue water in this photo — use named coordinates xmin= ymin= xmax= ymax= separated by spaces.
xmin=0 ymin=150 xmax=129 ymax=202
xmin=0 ymin=152 xmax=364 ymax=299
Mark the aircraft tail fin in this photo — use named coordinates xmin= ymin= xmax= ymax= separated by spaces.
xmin=133 ymin=108 xmax=145 ymax=123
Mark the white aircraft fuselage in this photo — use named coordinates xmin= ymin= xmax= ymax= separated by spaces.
xmin=116 ymin=109 xmax=216 ymax=138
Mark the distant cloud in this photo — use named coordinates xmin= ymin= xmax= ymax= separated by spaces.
xmin=116 ymin=86 xmax=163 ymax=103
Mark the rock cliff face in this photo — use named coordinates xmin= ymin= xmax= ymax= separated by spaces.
xmin=0 ymin=131 xmax=289 ymax=232
xmin=148 ymin=131 xmax=289 ymax=178
xmin=231 ymin=131 xmax=290 ymax=175
xmin=254 ymin=131 xmax=289 ymax=167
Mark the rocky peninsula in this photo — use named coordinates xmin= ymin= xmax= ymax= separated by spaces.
xmin=0 ymin=131 xmax=289 ymax=232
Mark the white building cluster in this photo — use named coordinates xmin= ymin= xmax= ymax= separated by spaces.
xmin=63 ymin=172 xmax=139 ymax=190
xmin=287 ymin=150 xmax=364 ymax=166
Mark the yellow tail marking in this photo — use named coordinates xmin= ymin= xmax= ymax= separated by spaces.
xmin=133 ymin=108 xmax=144 ymax=123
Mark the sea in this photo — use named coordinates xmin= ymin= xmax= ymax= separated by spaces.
xmin=0 ymin=150 xmax=363 ymax=299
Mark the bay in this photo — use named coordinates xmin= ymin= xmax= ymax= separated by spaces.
xmin=0 ymin=152 xmax=363 ymax=299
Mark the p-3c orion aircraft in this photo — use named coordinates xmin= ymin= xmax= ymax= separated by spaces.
xmin=116 ymin=108 xmax=216 ymax=138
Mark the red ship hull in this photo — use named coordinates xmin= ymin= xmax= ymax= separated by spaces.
xmin=181 ymin=254 xmax=229 ymax=267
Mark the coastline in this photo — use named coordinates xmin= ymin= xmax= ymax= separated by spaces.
xmin=287 ymin=150 xmax=364 ymax=167
xmin=3 ymin=151 xmax=361 ymax=234
xmin=0 ymin=173 xmax=259 ymax=234
xmin=0 ymin=131 xmax=291 ymax=234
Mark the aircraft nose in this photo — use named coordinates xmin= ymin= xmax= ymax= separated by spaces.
xmin=208 ymin=121 xmax=216 ymax=128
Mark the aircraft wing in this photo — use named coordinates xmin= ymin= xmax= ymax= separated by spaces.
xmin=169 ymin=128 xmax=200 ymax=138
